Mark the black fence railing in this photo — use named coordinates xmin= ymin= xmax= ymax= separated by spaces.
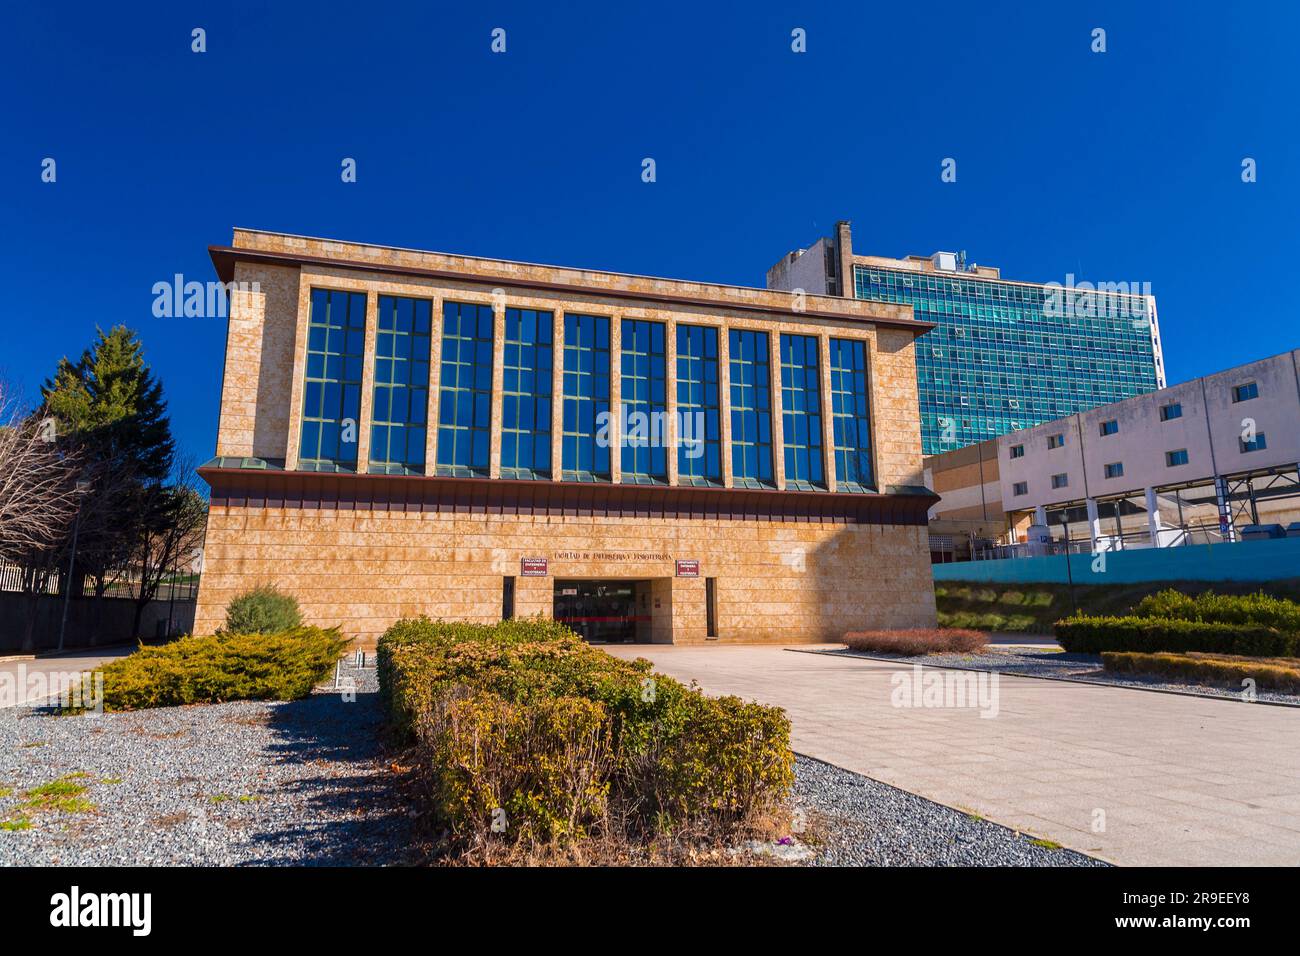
xmin=0 ymin=562 xmax=62 ymax=594
xmin=0 ymin=561 xmax=200 ymax=602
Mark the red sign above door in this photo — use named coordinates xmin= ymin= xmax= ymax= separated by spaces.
xmin=521 ymin=557 xmax=548 ymax=576
xmin=675 ymin=559 xmax=700 ymax=577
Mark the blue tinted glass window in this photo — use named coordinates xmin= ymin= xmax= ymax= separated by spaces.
xmin=676 ymin=325 xmax=722 ymax=486
xmin=500 ymin=308 xmax=553 ymax=480
xmin=729 ymin=329 xmax=773 ymax=488
xmin=853 ymin=264 xmax=1161 ymax=455
xmin=369 ymin=295 xmax=431 ymax=475
xmin=299 ymin=288 xmax=366 ymax=471
xmin=829 ymin=338 xmax=874 ymax=492
xmin=562 ymin=313 xmax=611 ymax=481
xmin=620 ymin=319 xmax=667 ymax=484
xmin=436 ymin=302 xmax=494 ymax=477
xmin=780 ymin=334 xmax=825 ymax=490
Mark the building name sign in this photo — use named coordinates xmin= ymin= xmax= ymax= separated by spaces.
xmin=551 ymin=551 xmax=672 ymax=563
xmin=675 ymin=559 xmax=701 ymax=577
xmin=520 ymin=557 xmax=548 ymax=576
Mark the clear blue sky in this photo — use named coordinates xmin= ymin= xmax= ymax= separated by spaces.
xmin=4 ymin=0 xmax=1296 ymax=465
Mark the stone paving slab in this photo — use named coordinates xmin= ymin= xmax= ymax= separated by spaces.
xmin=0 ymin=647 xmax=135 ymax=708
xmin=606 ymin=643 xmax=1300 ymax=866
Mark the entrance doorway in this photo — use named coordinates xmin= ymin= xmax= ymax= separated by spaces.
xmin=553 ymin=580 xmax=648 ymax=643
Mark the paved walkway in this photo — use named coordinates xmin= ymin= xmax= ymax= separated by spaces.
xmin=606 ymin=644 xmax=1300 ymax=866
xmin=0 ymin=647 xmax=136 ymax=708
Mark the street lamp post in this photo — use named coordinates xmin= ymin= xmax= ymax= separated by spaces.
xmin=1060 ymin=514 xmax=1078 ymax=617
xmin=56 ymin=480 xmax=92 ymax=653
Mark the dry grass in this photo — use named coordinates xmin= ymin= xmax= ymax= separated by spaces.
xmin=1102 ymin=650 xmax=1300 ymax=692
xmin=391 ymin=751 xmax=799 ymax=867
xmin=433 ymin=808 xmax=797 ymax=867
xmin=842 ymin=628 xmax=988 ymax=657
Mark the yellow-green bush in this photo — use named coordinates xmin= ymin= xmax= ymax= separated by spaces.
xmin=1102 ymin=650 xmax=1300 ymax=692
xmin=377 ymin=616 xmax=794 ymax=846
xmin=92 ymin=627 xmax=349 ymax=710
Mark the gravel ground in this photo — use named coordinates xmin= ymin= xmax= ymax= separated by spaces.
xmin=1 ymin=660 xmax=1105 ymax=867
xmin=0 ymin=663 xmax=415 ymax=866
xmin=797 ymin=646 xmax=1300 ymax=706
xmin=793 ymin=755 xmax=1105 ymax=866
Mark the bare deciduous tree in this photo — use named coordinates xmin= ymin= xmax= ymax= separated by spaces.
xmin=127 ymin=455 xmax=208 ymax=638
xmin=0 ymin=380 xmax=84 ymax=651
xmin=0 ymin=380 xmax=82 ymax=563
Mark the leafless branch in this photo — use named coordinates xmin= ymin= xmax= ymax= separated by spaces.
xmin=0 ymin=380 xmax=83 ymax=563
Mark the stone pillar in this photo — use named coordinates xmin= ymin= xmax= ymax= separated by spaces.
xmin=719 ymin=326 xmax=734 ymax=489
xmin=425 ymin=296 xmax=445 ymax=475
xmin=353 ymin=294 xmax=379 ymax=473
xmin=516 ymin=574 xmax=552 ymax=620
xmin=665 ymin=318 xmax=679 ymax=485
xmin=488 ymin=299 xmax=506 ymax=479
xmin=284 ymin=279 xmax=314 ymax=472
xmin=769 ymin=330 xmax=786 ymax=490
xmin=608 ymin=316 xmax=622 ymax=483
xmin=819 ymin=333 xmax=837 ymax=492
xmin=551 ymin=310 xmax=565 ymax=481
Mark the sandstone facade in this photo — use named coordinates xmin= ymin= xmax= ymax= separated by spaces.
xmin=196 ymin=230 xmax=938 ymax=644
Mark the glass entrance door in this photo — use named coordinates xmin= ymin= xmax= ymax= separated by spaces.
xmin=553 ymin=580 xmax=644 ymax=643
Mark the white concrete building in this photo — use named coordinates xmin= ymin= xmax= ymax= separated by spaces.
xmin=985 ymin=350 xmax=1300 ymax=550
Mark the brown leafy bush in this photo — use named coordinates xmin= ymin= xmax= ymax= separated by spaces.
xmin=1102 ymin=650 xmax=1300 ymax=692
xmin=842 ymin=628 xmax=987 ymax=656
xmin=377 ymin=615 xmax=794 ymax=854
xmin=421 ymin=687 xmax=613 ymax=844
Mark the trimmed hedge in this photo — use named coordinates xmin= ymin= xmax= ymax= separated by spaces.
xmin=1134 ymin=589 xmax=1300 ymax=632
xmin=91 ymin=627 xmax=349 ymax=710
xmin=1054 ymin=614 xmax=1299 ymax=657
xmin=378 ymin=615 xmax=794 ymax=845
xmin=1102 ymin=650 xmax=1300 ymax=693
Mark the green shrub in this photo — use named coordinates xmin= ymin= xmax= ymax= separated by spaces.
xmin=1102 ymin=650 xmax=1300 ymax=692
xmin=222 ymin=584 xmax=303 ymax=635
xmin=1054 ymin=615 xmax=1299 ymax=657
xmin=92 ymin=627 xmax=349 ymax=710
xmin=377 ymin=616 xmax=794 ymax=846
xmin=1134 ymin=589 xmax=1300 ymax=632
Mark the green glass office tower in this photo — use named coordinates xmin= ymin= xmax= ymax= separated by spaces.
xmin=767 ymin=222 xmax=1166 ymax=456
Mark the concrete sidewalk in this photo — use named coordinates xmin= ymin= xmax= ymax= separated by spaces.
xmin=606 ymin=644 xmax=1300 ymax=866
xmin=0 ymin=646 xmax=136 ymax=708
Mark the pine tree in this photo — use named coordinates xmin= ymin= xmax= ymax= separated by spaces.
xmin=42 ymin=325 xmax=175 ymax=482
xmin=38 ymin=327 xmax=181 ymax=641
